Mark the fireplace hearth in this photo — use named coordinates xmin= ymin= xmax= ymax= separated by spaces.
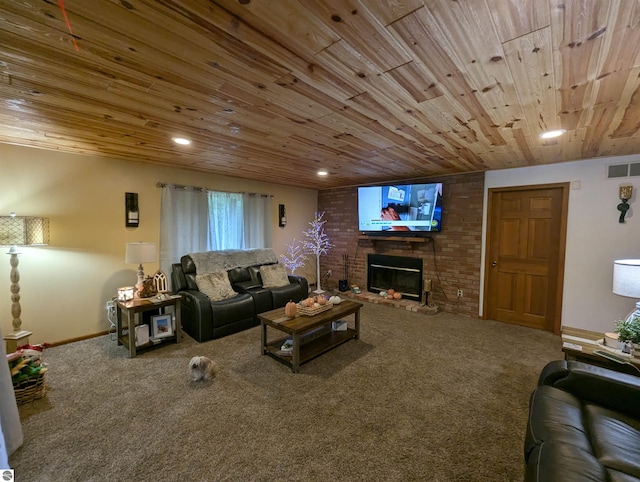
xmin=367 ymin=254 xmax=423 ymax=301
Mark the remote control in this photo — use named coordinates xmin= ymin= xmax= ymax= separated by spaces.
xmin=593 ymin=350 xmax=628 ymax=364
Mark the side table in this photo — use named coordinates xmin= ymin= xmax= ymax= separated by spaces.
xmin=115 ymin=295 xmax=182 ymax=358
xmin=562 ymin=326 xmax=640 ymax=376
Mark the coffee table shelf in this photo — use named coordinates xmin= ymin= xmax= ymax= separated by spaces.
xmin=259 ymin=300 xmax=363 ymax=373
xmin=264 ymin=328 xmax=358 ymax=368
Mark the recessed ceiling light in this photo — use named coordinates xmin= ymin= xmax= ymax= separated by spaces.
xmin=539 ymin=129 xmax=566 ymax=139
xmin=318 ymin=170 xmax=328 ymax=176
xmin=172 ymin=137 xmax=191 ymax=145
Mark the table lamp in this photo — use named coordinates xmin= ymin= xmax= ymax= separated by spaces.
xmin=125 ymin=242 xmax=157 ymax=297
xmin=613 ymin=259 xmax=640 ymax=323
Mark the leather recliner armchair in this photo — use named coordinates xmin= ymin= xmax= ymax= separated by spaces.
xmin=524 ymin=360 xmax=640 ymax=481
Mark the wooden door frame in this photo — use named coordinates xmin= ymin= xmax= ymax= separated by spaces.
xmin=482 ymin=182 xmax=569 ymax=335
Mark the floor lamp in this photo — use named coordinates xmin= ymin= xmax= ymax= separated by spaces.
xmin=0 ymin=213 xmax=50 ymax=353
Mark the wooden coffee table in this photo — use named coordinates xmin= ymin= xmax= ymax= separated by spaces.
xmin=259 ymin=299 xmax=363 ymax=372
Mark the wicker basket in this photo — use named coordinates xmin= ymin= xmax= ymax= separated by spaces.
xmin=13 ymin=372 xmax=46 ymax=405
xmin=297 ymin=301 xmax=333 ymax=316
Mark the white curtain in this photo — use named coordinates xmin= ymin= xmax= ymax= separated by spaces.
xmin=208 ymin=191 xmax=244 ymax=250
xmin=0 ymin=324 xmax=23 ymax=468
xmin=159 ymin=186 xmax=208 ymax=277
xmin=160 ymin=187 xmax=273 ymax=273
xmin=242 ymin=193 xmax=272 ymax=248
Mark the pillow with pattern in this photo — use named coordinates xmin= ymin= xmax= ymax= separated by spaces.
xmin=259 ymin=263 xmax=290 ymax=289
xmin=195 ymin=271 xmax=237 ymax=302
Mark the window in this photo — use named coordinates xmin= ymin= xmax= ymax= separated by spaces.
xmin=159 ymin=185 xmax=272 ymax=276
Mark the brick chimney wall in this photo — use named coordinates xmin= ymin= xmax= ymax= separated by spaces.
xmin=317 ymin=172 xmax=484 ymax=317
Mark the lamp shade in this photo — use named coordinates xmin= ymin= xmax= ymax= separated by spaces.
xmin=613 ymin=259 xmax=640 ymax=298
xmin=125 ymin=242 xmax=157 ymax=264
xmin=0 ymin=215 xmax=50 ymax=246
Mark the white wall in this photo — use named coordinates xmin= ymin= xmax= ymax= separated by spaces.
xmin=0 ymin=144 xmax=317 ymax=345
xmin=4 ymin=141 xmax=636 ymax=342
xmin=484 ymin=155 xmax=640 ymax=333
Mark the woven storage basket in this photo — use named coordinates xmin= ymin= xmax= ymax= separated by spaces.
xmin=297 ymin=302 xmax=333 ymax=316
xmin=13 ymin=372 xmax=46 ymax=405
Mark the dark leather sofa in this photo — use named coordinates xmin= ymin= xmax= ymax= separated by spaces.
xmin=171 ymin=253 xmax=308 ymax=342
xmin=524 ymin=360 xmax=640 ymax=481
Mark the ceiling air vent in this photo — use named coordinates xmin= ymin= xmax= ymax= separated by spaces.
xmin=608 ymin=164 xmax=629 ymax=178
xmin=630 ymin=163 xmax=640 ymax=177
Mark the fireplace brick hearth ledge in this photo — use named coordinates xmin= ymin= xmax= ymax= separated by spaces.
xmin=335 ymin=290 xmax=439 ymax=315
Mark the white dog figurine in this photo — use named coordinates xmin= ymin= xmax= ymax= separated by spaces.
xmin=189 ymin=356 xmax=219 ymax=381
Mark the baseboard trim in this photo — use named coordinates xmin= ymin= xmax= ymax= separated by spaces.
xmin=48 ymin=330 xmax=110 ymax=348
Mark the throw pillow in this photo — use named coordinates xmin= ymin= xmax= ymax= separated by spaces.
xmin=195 ymin=271 xmax=236 ymax=302
xmin=260 ymin=264 xmax=290 ymax=289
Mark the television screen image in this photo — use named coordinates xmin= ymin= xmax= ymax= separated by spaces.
xmin=358 ymin=182 xmax=443 ymax=233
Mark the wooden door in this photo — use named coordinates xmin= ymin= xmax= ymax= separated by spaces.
xmin=484 ymin=184 xmax=568 ymax=334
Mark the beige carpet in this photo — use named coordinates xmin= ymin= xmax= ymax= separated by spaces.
xmin=10 ymin=302 xmax=561 ymax=481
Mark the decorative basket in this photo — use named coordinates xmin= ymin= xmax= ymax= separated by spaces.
xmin=297 ymin=301 xmax=333 ymax=316
xmin=13 ymin=372 xmax=46 ymax=405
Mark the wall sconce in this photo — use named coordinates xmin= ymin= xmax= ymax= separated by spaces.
xmin=125 ymin=192 xmax=139 ymax=228
xmin=278 ymin=204 xmax=286 ymax=227
xmin=618 ymin=185 xmax=633 ymax=223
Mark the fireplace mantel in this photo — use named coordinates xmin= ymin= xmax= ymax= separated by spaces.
xmin=358 ymin=235 xmax=432 ymax=246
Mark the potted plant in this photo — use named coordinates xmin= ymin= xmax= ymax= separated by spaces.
xmin=614 ymin=316 xmax=640 ymax=357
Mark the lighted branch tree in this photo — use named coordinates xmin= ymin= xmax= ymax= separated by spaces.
xmin=280 ymin=238 xmax=307 ymax=274
xmin=302 ymin=211 xmax=334 ymax=293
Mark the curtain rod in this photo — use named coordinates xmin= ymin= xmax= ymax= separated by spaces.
xmin=156 ymin=182 xmax=273 ymax=198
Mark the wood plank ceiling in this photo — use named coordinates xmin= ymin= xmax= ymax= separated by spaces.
xmin=1 ymin=0 xmax=639 ymax=190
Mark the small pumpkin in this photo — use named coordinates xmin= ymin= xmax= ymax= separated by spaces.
xmin=329 ymin=295 xmax=341 ymax=304
xmin=302 ymin=297 xmax=315 ymax=307
xmin=387 ymin=294 xmax=394 ymax=299
xmin=387 ymin=288 xmax=395 ymax=296
xmin=317 ymin=296 xmax=327 ymax=305
xmin=393 ymin=292 xmax=402 ymax=300
xmin=285 ymin=300 xmax=297 ymax=317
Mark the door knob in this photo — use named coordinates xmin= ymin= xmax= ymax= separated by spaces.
xmin=491 ymin=261 xmax=497 ymax=267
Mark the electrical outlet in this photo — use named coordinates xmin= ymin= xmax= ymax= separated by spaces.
xmin=457 ymin=289 xmax=463 ymax=298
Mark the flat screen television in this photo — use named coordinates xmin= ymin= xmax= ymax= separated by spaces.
xmin=357 ymin=182 xmax=443 ymax=234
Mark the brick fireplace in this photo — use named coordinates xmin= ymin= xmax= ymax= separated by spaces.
xmin=317 ymin=172 xmax=484 ymax=317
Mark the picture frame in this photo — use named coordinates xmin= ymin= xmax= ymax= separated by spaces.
xmin=151 ymin=314 xmax=173 ymax=339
